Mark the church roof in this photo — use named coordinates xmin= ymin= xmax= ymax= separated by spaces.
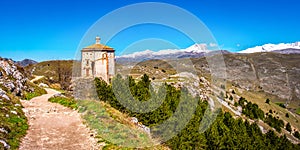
xmin=81 ymin=36 xmax=114 ymax=52
xmin=84 ymin=44 xmax=114 ymax=50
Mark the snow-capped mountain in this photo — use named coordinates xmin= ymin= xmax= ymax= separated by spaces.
xmin=116 ymin=42 xmax=300 ymax=63
xmin=116 ymin=43 xmax=226 ymax=63
xmin=239 ymin=42 xmax=300 ymax=53
xmin=118 ymin=44 xmax=209 ymax=58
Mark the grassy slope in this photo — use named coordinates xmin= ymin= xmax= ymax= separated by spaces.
xmin=0 ymin=93 xmax=28 ymax=149
xmin=48 ymin=96 xmax=168 ymax=149
xmin=78 ymin=100 xmax=169 ymax=149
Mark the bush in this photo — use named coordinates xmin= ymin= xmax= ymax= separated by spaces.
xmin=48 ymin=96 xmax=78 ymax=109
xmin=229 ymin=95 xmax=233 ymax=101
xmin=24 ymin=92 xmax=39 ymax=100
xmin=23 ymin=81 xmax=47 ymax=100
xmin=285 ymin=113 xmax=289 ymax=118
xmin=276 ymin=102 xmax=286 ymax=108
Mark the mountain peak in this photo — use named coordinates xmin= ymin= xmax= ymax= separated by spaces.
xmin=185 ymin=43 xmax=209 ymax=53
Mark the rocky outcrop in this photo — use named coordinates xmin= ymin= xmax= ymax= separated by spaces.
xmin=0 ymin=58 xmax=28 ymax=96
xmin=0 ymin=57 xmax=40 ymax=149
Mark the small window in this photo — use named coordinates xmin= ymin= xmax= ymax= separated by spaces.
xmin=86 ymin=60 xmax=89 ymax=66
xmin=102 ymin=53 xmax=107 ymax=58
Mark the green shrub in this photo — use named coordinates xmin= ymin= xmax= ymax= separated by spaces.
xmin=285 ymin=113 xmax=289 ymax=118
xmin=48 ymin=96 xmax=78 ymax=109
xmin=275 ymin=102 xmax=286 ymax=109
xmin=229 ymin=95 xmax=233 ymax=101
xmin=265 ymin=99 xmax=270 ymax=104
xmin=23 ymin=81 xmax=47 ymax=100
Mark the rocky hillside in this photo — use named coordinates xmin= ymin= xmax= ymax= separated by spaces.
xmin=0 ymin=57 xmax=46 ymax=149
xmin=192 ymin=53 xmax=300 ymax=109
xmin=122 ymin=52 xmax=300 ymax=111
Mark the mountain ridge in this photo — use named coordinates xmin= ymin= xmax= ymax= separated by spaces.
xmin=116 ymin=42 xmax=300 ymax=63
xmin=116 ymin=43 xmax=230 ymax=63
xmin=239 ymin=42 xmax=300 ymax=53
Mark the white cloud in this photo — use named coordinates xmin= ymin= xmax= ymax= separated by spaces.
xmin=209 ymin=43 xmax=218 ymax=47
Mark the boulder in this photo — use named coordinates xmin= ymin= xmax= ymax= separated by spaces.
xmin=0 ymin=140 xmax=10 ymax=149
xmin=39 ymin=83 xmax=49 ymax=88
xmin=0 ymin=128 xmax=8 ymax=134
xmin=0 ymin=88 xmax=10 ymax=100
xmin=131 ymin=117 xmax=138 ymax=124
xmin=10 ymin=110 xmax=17 ymax=115
xmin=52 ymin=93 xmax=66 ymax=98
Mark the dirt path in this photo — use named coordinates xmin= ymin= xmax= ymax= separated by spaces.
xmin=30 ymin=75 xmax=44 ymax=83
xmin=19 ymin=88 xmax=98 ymax=150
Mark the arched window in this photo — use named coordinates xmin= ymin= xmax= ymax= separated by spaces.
xmin=102 ymin=53 xmax=107 ymax=58
xmin=102 ymin=53 xmax=108 ymax=64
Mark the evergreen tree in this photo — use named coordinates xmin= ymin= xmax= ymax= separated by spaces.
xmin=286 ymin=122 xmax=292 ymax=133
xmin=294 ymin=131 xmax=300 ymax=139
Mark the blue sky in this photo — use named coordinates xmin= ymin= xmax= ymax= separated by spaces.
xmin=0 ymin=0 xmax=300 ymax=61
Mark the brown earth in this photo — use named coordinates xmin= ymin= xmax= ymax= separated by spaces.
xmin=19 ymin=88 xmax=98 ymax=150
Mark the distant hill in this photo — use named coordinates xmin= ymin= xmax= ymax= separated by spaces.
xmin=16 ymin=59 xmax=38 ymax=67
xmin=273 ymin=48 xmax=300 ymax=54
xmin=25 ymin=60 xmax=74 ymax=90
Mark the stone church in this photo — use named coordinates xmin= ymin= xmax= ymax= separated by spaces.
xmin=81 ymin=36 xmax=115 ymax=82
